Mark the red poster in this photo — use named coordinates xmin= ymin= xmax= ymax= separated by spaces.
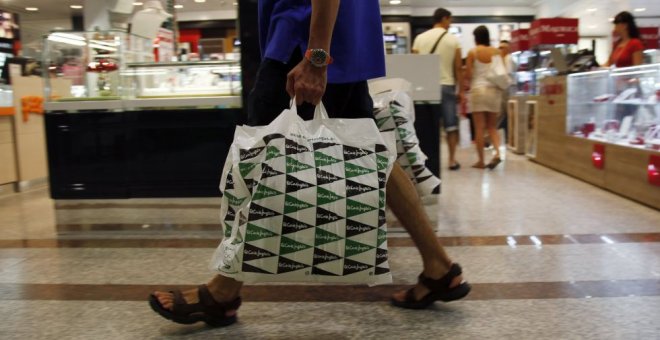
xmin=530 ymin=18 xmax=579 ymax=46
xmin=639 ymin=27 xmax=659 ymax=50
xmin=511 ymin=29 xmax=530 ymax=52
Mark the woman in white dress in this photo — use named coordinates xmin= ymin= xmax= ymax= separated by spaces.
xmin=464 ymin=25 xmax=503 ymax=169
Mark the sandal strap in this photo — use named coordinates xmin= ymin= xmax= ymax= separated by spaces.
xmin=403 ymin=287 xmax=418 ymax=303
xmin=418 ymin=263 xmax=463 ymax=291
xmin=171 ymin=289 xmax=204 ymax=315
xmin=197 ymin=284 xmax=242 ymax=314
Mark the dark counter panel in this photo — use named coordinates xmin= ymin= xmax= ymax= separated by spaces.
xmin=45 ymin=108 xmax=244 ymax=199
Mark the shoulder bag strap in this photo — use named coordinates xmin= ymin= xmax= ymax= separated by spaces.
xmin=429 ymin=31 xmax=449 ymax=54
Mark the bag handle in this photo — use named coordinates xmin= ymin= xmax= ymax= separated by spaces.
xmin=289 ymin=96 xmax=330 ymax=120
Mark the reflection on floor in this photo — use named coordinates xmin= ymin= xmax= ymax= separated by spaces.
xmin=0 ymin=147 xmax=659 ymax=339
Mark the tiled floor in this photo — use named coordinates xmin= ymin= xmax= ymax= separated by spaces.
xmin=0 ymin=147 xmax=659 ymax=340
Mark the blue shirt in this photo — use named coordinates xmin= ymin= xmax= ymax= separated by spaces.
xmin=258 ymin=0 xmax=386 ymax=84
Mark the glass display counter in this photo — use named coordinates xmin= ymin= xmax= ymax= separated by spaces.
xmin=567 ymin=64 xmax=660 ymax=151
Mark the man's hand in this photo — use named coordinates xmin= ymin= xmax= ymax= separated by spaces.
xmin=286 ymin=60 xmax=327 ymax=105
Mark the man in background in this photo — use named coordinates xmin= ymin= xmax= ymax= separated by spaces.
xmin=412 ymin=8 xmax=464 ymax=171
xmin=497 ymin=40 xmax=514 ymax=141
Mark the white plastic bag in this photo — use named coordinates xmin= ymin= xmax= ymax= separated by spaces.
xmin=372 ymin=90 xmax=441 ymax=197
xmin=459 ymin=117 xmax=472 ymax=148
xmin=211 ymin=102 xmax=397 ymax=285
xmin=487 ymin=55 xmax=512 ymax=90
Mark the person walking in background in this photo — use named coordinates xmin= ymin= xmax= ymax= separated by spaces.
xmin=412 ymin=8 xmax=464 ymax=171
xmin=464 ymin=25 xmax=503 ymax=170
xmin=496 ymin=40 xmax=514 ymax=142
xmin=607 ymin=11 xmax=643 ymax=68
xmin=148 ymin=0 xmax=471 ymax=328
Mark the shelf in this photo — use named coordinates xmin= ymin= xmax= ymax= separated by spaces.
xmin=125 ymin=96 xmax=241 ymax=109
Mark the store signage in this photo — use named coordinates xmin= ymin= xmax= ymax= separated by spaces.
xmin=592 ymin=144 xmax=605 ymax=170
xmin=639 ymin=27 xmax=659 ymax=50
xmin=510 ymin=29 xmax=530 ymax=52
xmin=648 ymin=155 xmax=660 ymax=186
xmin=530 ymin=18 xmax=579 ymax=46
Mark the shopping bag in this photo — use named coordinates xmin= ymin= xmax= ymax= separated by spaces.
xmin=372 ymin=90 xmax=440 ymax=197
xmin=211 ymin=101 xmax=397 ymax=285
xmin=459 ymin=117 xmax=472 ymax=148
xmin=487 ymin=55 xmax=511 ymax=90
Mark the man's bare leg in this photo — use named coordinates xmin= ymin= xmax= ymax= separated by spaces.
xmin=447 ymin=130 xmax=459 ymax=167
xmin=386 ymin=163 xmax=464 ymax=302
xmin=153 ymin=273 xmax=243 ymax=317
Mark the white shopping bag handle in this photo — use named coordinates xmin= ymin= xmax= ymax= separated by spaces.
xmin=289 ymin=96 xmax=330 ymax=120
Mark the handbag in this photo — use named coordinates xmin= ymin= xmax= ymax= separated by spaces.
xmin=210 ymin=100 xmax=397 ymax=285
xmin=486 ymin=54 xmax=511 ymax=90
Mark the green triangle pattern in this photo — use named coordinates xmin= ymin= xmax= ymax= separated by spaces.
xmin=317 ymin=187 xmax=344 ymax=205
xmin=378 ymin=228 xmax=387 ymax=247
xmin=314 ymin=151 xmax=343 ymax=167
xmin=246 ymin=223 xmax=279 ymax=242
xmin=224 ymin=192 xmax=246 ymax=207
xmin=346 ymin=199 xmax=377 ymax=218
xmin=231 ymin=227 xmax=244 ymax=245
xmin=223 ymin=222 xmax=233 ymax=238
xmin=252 ymin=184 xmax=283 ymax=201
xmin=315 ymin=228 xmax=343 ymax=247
xmin=286 ymin=156 xmax=314 ymax=173
xmin=397 ymin=127 xmax=412 ymax=140
xmin=284 ymin=194 xmax=315 ymax=214
xmin=376 ymin=116 xmax=391 ymax=128
xmin=345 ymin=162 xmax=376 ymax=178
xmin=239 ymin=162 xmax=257 ymax=178
xmin=266 ymin=146 xmax=284 ymax=160
xmin=377 ymin=154 xmax=389 ymax=171
xmin=379 ymin=190 xmax=386 ymax=209
xmin=279 ymin=236 xmax=313 ymax=255
xmin=345 ymin=238 xmax=375 ymax=258
xmin=406 ymin=152 xmax=418 ymax=165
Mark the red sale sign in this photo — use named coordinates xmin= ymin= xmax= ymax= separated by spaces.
xmin=530 ymin=18 xmax=579 ymax=46
xmin=639 ymin=27 xmax=659 ymax=49
xmin=511 ymin=29 xmax=530 ymax=52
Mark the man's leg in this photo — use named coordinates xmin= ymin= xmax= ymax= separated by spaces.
xmin=447 ymin=130 xmax=459 ymax=166
xmin=388 ymin=163 xmax=464 ymax=302
xmin=441 ymin=85 xmax=460 ymax=168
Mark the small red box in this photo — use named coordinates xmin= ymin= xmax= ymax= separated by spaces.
xmin=592 ymin=144 xmax=605 ymax=170
xmin=511 ymin=29 xmax=530 ymax=52
xmin=530 ymin=18 xmax=579 ymax=46
xmin=639 ymin=27 xmax=659 ymax=50
xmin=648 ymin=155 xmax=660 ymax=186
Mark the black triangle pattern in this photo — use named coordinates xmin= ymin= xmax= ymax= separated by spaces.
xmin=376 ymin=248 xmax=389 ymax=266
xmin=248 ymin=203 xmax=279 ymax=221
xmin=377 ymin=172 xmax=387 ymax=189
xmin=285 ymin=139 xmax=310 ymax=155
xmin=403 ymin=141 xmax=417 ymax=152
xmin=286 ymin=175 xmax=314 ymax=193
xmin=244 ymin=179 xmax=256 ymax=194
xmin=262 ymin=164 xmax=284 ymax=179
xmin=242 ymin=262 xmax=274 ymax=274
xmin=343 ymin=259 xmax=373 ymax=276
xmin=375 ymin=144 xmax=387 ymax=153
xmin=316 ymin=169 xmax=344 ymax=185
xmin=312 ymin=248 xmax=342 ymax=265
xmin=224 ymin=171 xmax=234 ymax=191
xmin=313 ymin=142 xmax=339 ymax=150
xmin=391 ymin=100 xmax=403 ymax=108
xmin=243 ymin=243 xmax=277 ymax=261
xmin=312 ymin=266 xmax=339 ymax=276
xmin=346 ymin=219 xmax=376 ymax=238
xmin=378 ymin=209 xmax=386 ymax=227
xmin=263 ymin=133 xmax=285 ymax=144
xmin=374 ymin=266 xmax=390 ymax=275
xmin=316 ymin=207 xmax=343 ymax=226
xmin=225 ymin=206 xmax=236 ymax=220
xmin=277 ymin=256 xmax=310 ymax=274
xmin=281 ymin=215 xmax=315 ymax=234
xmin=343 ymin=145 xmax=373 ymax=161
xmin=346 ymin=179 xmax=377 ymax=197
xmin=240 ymin=147 xmax=266 ymax=161
xmin=394 ymin=116 xmax=408 ymax=127
xmin=417 ymin=175 xmax=433 ymax=183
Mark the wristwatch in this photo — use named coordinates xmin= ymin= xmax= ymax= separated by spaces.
xmin=305 ymin=48 xmax=333 ymax=67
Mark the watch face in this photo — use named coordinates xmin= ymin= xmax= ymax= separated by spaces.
xmin=310 ymin=50 xmax=327 ymax=66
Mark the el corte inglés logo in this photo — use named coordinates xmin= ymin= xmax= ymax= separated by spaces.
xmin=246 ymin=229 xmax=274 ymax=239
xmin=346 ymin=244 xmax=371 ymax=253
xmin=244 ymin=248 xmax=273 ymax=258
xmin=344 ymin=263 xmax=370 ymax=271
xmin=281 ymin=242 xmax=308 ymax=251
xmin=347 ymin=224 xmax=371 ymax=233
xmin=249 ymin=208 xmax=273 ymax=217
xmin=279 ymin=262 xmax=306 ymax=270
xmin=286 ymin=179 xmax=308 ymax=189
xmin=285 ymin=200 xmax=311 ymax=209
xmin=316 ymin=233 xmax=340 ymax=241
xmin=344 ymin=149 xmax=369 ymax=157
xmin=346 ymin=184 xmax=370 ymax=193
xmin=348 ymin=204 xmax=373 ymax=213
xmin=314 ymin=253 xmax=338 ymax=261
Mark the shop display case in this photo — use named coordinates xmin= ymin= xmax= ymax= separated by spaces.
xmin=567 ymin=64 xmax=660 ymax=151
xmin=43 ymin=30 xmax=154 ymax=102
xmin=122 ymin=60 xmax=241 ymax=98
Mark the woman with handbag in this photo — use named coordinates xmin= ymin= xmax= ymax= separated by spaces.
xmin=464 ymin=25 xmax=504 ymax=169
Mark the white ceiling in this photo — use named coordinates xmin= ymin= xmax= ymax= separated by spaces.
xmin=379 ymin=0 xmax=536 ymax=8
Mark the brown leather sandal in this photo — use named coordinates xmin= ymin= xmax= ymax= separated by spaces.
xmin=391 ymin=263 xmax=471 ymax=310
xmin=148 ymin=284 xmax=242 ymax=327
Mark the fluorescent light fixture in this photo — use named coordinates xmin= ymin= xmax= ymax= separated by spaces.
xmin=588 ymin=25 xmax=597 ymax=29
xmin=70 ymin=5 xmax=83 ymax=9
xmin=586 ymin=8 xmax=597 ymax=12
xmin=133 ymin=2 xmax=143 ymax=5
xmin=645 ymin=49 xmax=657 ymax=54
xmin=48 ymin=35 xmax=87 ymax=46
xmin=600 ymin=236 xmax=615 ymax=244
xmin=25 ymin=7 xmax=39 ymax=11
xmin=51 ymin=32 xmax=86 ymax=41
xmin=634 ymin=8 xmax=646 ymax=12
xmin=89 ymin=43 xmax=117 ymax=52
xmin=194 ymin=0 xmax=206 ymax=3
xmin=174 ymin=4 xmax=183 ymax=9
xmin=389 ymin=0 xmax=402 ymax=4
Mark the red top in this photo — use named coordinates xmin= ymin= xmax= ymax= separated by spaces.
xmin=609 ymin=38 xmax=644 ymax=67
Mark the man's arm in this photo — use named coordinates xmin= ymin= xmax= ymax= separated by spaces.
xmin=454 ymin=47 xmax=465 ymax=104
xmin=286 ymin=0 xmax=341 ymax=105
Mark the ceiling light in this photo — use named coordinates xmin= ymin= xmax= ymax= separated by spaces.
xmin=389 ymin=0 xmax=402 ymax=5
xmin=588 ymin=25 xmax=597 ymax=29
xmin=608 ymin=17 xmax=614 ymax=22
xmin=194 ymin=0 xmax=206 ymax=3
xmin=634 ymin=8 xmax=646 ymax=12
xmin=233 ymin=2 xmax=238 ymax=5
xmin=174 ymin=4 xmax=183 ymax=9
xmin=133 ymin=2 xmax=143 ymax=5
xmin=70 ymin=5 xmax=83 ymax=9
xmin=586 ymin=8 xmax=597 ymax=12
xmin=25 ymin=7 xmax=39 ymax=11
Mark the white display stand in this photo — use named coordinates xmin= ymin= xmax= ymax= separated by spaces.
xmin=377 ymin=54 xmax=441 ymax=102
